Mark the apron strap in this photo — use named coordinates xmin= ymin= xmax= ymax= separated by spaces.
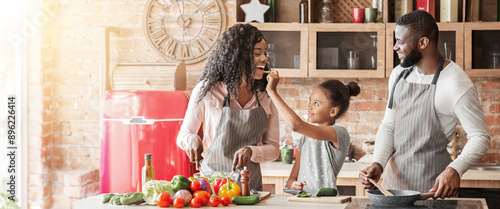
xmin=388 ymin=54 xmax=445 ymax=109
xmin=431 ymin=55 xmax=445 ymax=85
xmin=223 ymin=88 xmax=261 ymax=107
xmin=388 ymin=67 xmax=413 ymax=109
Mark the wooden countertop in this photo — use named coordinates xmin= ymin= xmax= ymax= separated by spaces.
xmin=72 ymin=194 xmax=349 ymax=209
xmin=261 ymin=161 xmax=500 ymax=196
xmin=72 ymin=194 xmax=489 ymax=209
xmin=262 ymin=161 xmax=500 ymax=182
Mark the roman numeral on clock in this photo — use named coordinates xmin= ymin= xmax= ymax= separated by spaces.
xmin=200 ymin=0 xmax=216 ymax=14
xmin=180 ymin=43 xmax=191 ymax=58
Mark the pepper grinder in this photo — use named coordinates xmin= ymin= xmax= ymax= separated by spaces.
xmin=240 ymin=166 xmax=250 ymax=196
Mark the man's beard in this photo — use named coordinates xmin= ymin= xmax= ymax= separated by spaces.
xmin=400 ymin=48 xmax=423 ymax=68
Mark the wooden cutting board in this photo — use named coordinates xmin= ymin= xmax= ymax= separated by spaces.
xmin=258 ymin=191 xmax=271 ymax=200
xmin=287 ymin=196 xmax=351 ymax=204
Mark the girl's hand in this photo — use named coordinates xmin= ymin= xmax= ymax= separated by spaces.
xmin=266 ymin=70 xmax=280 ymax=92
xmin=290 ymin=181 xmax=307 ymax=190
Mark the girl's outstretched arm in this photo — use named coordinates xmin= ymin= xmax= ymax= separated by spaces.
xmin=266 ymin=71 xmax=339 ymax=148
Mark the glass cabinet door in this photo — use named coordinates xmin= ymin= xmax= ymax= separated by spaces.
xmin=251 ymin=23 xmax=308 ymax=77
xmin=465 ymin=22 xmax=500 ymax=77
xmin=386 ymin=22 xmax=464 ymax=77
xmin=309 ymin=23 xmax=386 ymax=78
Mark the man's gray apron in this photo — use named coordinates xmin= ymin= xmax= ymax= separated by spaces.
xmin=201 ymin=89 xmax=267 ymax=191
xmin=383 ymin=56 xmax=451 ymax=193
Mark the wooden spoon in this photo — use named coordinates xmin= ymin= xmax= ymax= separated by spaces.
xmin=358 ymin=169 xmax=394 ymax=196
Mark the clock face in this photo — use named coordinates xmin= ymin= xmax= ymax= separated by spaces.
xmin=143 ymin=0 xmax=226 ymax=64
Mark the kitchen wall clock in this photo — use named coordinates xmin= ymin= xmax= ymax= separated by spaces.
xmin=143 ymin=0 xmax=226 ymax=64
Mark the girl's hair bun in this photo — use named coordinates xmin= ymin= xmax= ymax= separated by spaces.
xmin=346 ymin=81 xmax=360 ymax=97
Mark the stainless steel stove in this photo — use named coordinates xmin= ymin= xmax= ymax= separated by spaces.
xmin=345 ymin=197 xmax=487 ymax=209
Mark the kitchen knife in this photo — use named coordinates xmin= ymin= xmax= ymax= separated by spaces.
xmin=250 ymin=189 xmax=260 ymax=201
xmin=283 ymin=188 xmax=304 ymax=195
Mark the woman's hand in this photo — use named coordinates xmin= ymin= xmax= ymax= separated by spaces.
xmin=290 ymin=181 xmax=307 ymax=190
xmin=266 ymin=70 xmax=280 ymax=93
xmin=185 ymin=139 xmax=203 ymax=169
xmin=232 ymin=146 xmax=253 ymax=172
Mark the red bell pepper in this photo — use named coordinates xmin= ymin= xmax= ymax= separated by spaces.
xmin=213 ymin=178 xmax=234 ymax=194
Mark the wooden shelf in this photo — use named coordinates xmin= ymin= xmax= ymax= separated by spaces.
xmin=464 ymin=22 xmax=500 ymax=77
xmin=235 ymin=0 xmax=500 ymax=78
xmin=386 ymin=22 xmax=464 ymax=77
xmin=308 ymin=23 xmax=386 ymax=78
xmin=250 ymin=23 xmax=309 ymax=77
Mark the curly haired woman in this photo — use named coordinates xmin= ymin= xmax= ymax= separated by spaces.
xmin=177 ymin=23 xmax=279 ymax=190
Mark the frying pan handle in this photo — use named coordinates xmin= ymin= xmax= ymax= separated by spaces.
xmin=420 ymin=192 xmax=435 ymax=200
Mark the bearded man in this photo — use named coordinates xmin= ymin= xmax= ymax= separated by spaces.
xmin=360 ymin=10 xmax=490 ymax=199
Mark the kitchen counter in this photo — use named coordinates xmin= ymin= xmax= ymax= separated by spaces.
xmin=72 ymin=194 xmax=349 ymax=209
xmin=72 ymin=194 xmax=489 ymax=209
xmin=261 ymin=161 xmax=500 ymax=196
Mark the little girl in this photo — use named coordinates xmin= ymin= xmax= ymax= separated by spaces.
xmin=266 ymin=71 xmax=360 ymax=194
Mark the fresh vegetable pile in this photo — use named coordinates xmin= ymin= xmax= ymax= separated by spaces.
xmin=101 ymin=173 xmax=261 ymax=207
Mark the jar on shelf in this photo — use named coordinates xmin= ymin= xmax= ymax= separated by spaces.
xmin=267 ymin=43 xmax=276 ymax=68
xmin=317 ymin=0 xmax=333 ymax=23
xmin=440 ymin=0 xmax=458 ymax=22
xmin=395 ymin=0 xmax=412 ymax=21
xmin=366 ymin=35 xmax=377 ymax=69
xmin=347 ymin=50 xmax=360 ymax=69
xmin=372 ymin=0 xmax=383 ymax=22
xmin=299 ymin=0 xmax=308 ymax=23
xmin=489 ymin=51 xmax=500 ymax=69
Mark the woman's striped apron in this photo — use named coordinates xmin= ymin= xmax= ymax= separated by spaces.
xmin=201 ymin=90 xmax=267 ymax=191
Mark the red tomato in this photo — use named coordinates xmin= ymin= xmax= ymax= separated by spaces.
xmin=190 ymin=198 xmax=202 ymax=208
xmin=156 ymin=192 xmax=172 ymax=207
xmin=209 ymin=196 xmax=220 ymax=207
xmin=220 ymin=196 xmax=230 ymax=206
xmin=193 ymin=191 xmax=210 ymax=206
xmin=173 ymin=198 xmax=184 ymax=208
xmin=190 ymin=180 xmax=201 ymax=192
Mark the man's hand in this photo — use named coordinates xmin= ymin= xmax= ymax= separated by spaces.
xmin=266 ymin=70 xmax=279 ymax=93
xmin=290 ymin=181 xmax=307 ymax=190
xmin=232 ymin=146 xmax=252 ymax=172
xmin=429 ymin=167 xmax=460 ymax=199
xmin=185 ymin=139 xmax=203 ymax=169
xmin=360 ymin=162 xmax=383 ymax=190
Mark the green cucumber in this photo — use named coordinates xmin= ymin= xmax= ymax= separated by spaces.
xmin=315 ymin=188 xmax=337 ymax=196
xmin=296 ymin=193 xmax=312 ymax=198
xmin=231 ymin=196 xmax=260 ymax=205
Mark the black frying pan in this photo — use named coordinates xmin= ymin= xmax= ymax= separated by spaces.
xmin=367 ymin=189 xmax=434 ymax=207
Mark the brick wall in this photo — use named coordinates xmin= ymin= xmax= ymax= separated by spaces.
xmin=27 ymin=0 xmax=500 ymax=208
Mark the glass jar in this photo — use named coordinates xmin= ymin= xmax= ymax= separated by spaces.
xmin=366 ymin=35 xmax=377 ymax=69
xmin=267 ymin=43 xmax=276 ymax=68
xmin=318 ymin=0 xmax=333 ymax=23
xmin=395 ymin=0 xmax=413 ymax=21
xmin=489 ymin=51 xmax=500 ymax=69
xmin=347 ymin=50 xmax=360 ymax=69
xmin=372 ymin=0 xmax=383 ymax=22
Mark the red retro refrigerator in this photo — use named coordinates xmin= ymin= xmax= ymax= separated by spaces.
xmin=100 ymin=90 xmax=196 ymax=193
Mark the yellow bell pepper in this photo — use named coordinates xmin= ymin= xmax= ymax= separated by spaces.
xmin=218 ymin=179 xmax=241 ymax=203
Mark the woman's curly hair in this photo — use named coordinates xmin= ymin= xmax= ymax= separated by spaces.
xmin=197 ymin=23 xmax=269 ymax=101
